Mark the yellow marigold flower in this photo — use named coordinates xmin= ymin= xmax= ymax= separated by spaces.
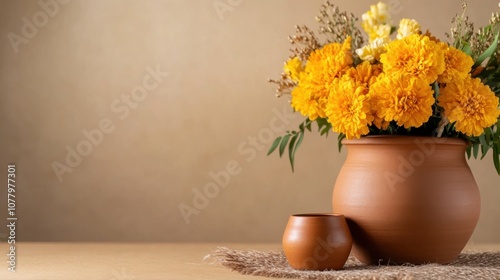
xmin=356 ymin=37 xmax=388 ymax=62
xmin=306 ymin=37 xmax=353 ymax=76
xmin=284 ymin=57 xmax=303 ymax=82
xmin=370 ymin=75 xmax=435 ymax=128
xmin=437 ymin=45 xmax=474 ymax=84
xmin=326 ymin=76 xmax=374 ymax=139
xmin=345 ymin=61 xmax=383 ymax=89
xmin=380 ymin=34 xmax=445 ymax=84
xmin=290 ymin=38 xmax=353 ymax=120
xmin=397 ymin=18 xmax=421 ymax=40
xmin=291 ymin=82 xmax=325 ymax=120
xmin=438 ymin=76 xmax=500 ymax=136
xmin=344 ymin=62 xmax=383 ymax=130
xmin=372 ymin=114 xmax=391 ymax=130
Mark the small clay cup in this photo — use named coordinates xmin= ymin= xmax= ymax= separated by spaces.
xmin=282 ymin=214 xmax=352 ymax=270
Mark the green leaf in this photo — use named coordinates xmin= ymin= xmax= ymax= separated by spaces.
xmin=446 ymin=122 xmax=456 ymax=134
xmin=496 ymin=119 xmax=500 ymax=138
xmin=295 ymin=131 xmax=305 ymax=156
xmin=473 ymin=33 xmax=499 ymax=68
xmin=288 ymin=134 xmax=298 ymax=172
xmin=305 ymin=120 xmax=312 ymax=132
xmin=390 ymin=26 xmax=397 ymax=35
xmin=267 ymin=136 xmax=282 ymax=156
xmin=299 ymin=121 xmax=305 ymax=131
xmin=338 ymin=134 xmax=346 ymax=152
xmin=279 ymin=134 xmax=291 ymax=157
xmin=473 ymin=143 xmax=479 ymax=159
xmin=466 ymin=144 xmax=472 ymax=159
xmin=461 ymin=42 xmax=472 ymax=55
xmin=493 ymin=142 xmax=500 ymax=175
xmin=479 ymin=134 xmax=490 ymax=159
xmin=316 ymin=118 xmax=328 ymax=132
xmin=320 ymin=126 xmax=330 ymax=136
xmin=485 ymin=127 xmax=492 ymax=141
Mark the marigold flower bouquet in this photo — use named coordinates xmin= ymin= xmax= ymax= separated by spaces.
xmin=268 ymin=1 xmax=500 ymax=174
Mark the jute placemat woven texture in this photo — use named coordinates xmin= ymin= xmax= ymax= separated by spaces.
xmin=207 ymin=247 xmax=500 ymax=280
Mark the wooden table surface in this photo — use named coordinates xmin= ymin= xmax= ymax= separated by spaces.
xmin=1 ymin=243 xmax=499 ymax=280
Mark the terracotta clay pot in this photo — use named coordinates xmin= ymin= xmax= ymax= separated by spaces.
xmin=282 ymin=214 xmax=352 ymax=270
xmin=332 ymin=136 xmax=481 ymax=265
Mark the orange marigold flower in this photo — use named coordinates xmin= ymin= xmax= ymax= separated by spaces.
xmin=438 ymin=76 xmax=500 ymax=136
xmin=326 ymin=76 xmax=374 ymax=139
xmin=290 ymin=37 xmax=353 ymax=120
xmin=437 ymin=44 xmax=474 ymax=84
xmin=283 ymin=56 xmax=304 ymax=82
xmin=370 ymin=74 xmax=435 ymax=128
xmin=380 ymin=34 xmax=445 ymax=84
xmin=345 ymin=61 xmax=383 ymax=89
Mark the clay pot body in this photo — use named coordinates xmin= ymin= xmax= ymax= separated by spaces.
xmin=332 ymin=136 xmax=481 ymax=265
xmin=282 ymin=214 xmax=352 ymax=270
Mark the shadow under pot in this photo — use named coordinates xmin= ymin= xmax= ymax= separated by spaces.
xmin=282 ymin=213 xmax=352 ymax=270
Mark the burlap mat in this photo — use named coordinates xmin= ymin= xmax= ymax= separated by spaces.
xmin=206 ymin=247 xmax=500 ymax=280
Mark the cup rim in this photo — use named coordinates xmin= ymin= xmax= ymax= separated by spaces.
xmin=291 ymin=213 xmax=344 ymax=218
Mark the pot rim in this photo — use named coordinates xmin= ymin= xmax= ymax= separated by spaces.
xmin=342 ymin=135 xmax=468 ymax=146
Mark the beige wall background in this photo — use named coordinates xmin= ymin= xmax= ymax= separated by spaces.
xmin=0 ymin=0 xmax=499 ymax=243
